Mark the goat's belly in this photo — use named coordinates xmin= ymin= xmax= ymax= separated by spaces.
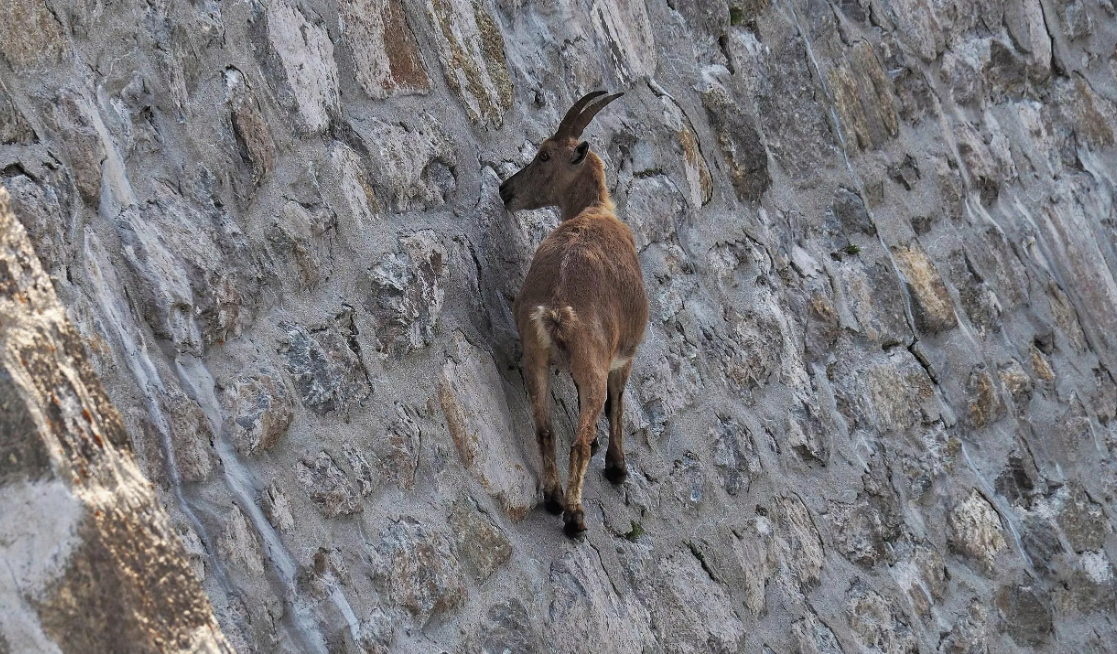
xmin=544 ymin=348 xmax=632 ymax=373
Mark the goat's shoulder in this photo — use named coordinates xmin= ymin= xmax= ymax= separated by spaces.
xmin=558 ymin=208 xmax=635 ymax=245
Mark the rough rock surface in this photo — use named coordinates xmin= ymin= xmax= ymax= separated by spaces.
xmin=2 ymin=0 xmax=1117 ymax=652
xmin=0 ymin=189 xmax=233 ymax=653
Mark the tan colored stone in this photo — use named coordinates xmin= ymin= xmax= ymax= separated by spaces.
xmin=659 ymin=92 xmax=713 ymax=207
xmin=893 ymin=244 xmax=959 ymax=334
xmin=1030 ymin=346 xmax=1055 ymax=383
xmin=678 ymin=126 xmax=713 ymax=206
xmin=448 ymin=499 xmax=512 ymax=582
xmin=831 ymin=41 xmax=899 ymax=152
xmin=949 ymin=490 xmax=1006 ymax=566
xmin=998 ymin=359 xmax=1033 ymax=411
xmin=426 ymin=0 xmax=513 ymax=126
xmin=967 ymin=367 xmax=1005 ymax=428
xmin=0 ymin=0 xmax=68 ymax=69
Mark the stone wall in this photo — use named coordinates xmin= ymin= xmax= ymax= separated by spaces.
xmin=0 ymin=188 xmax=233 ymax=653
xmin=1 ymin=0 xmax=1116 ymax=652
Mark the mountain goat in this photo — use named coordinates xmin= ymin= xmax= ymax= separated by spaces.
xmin=499 ymin=91 xmax=648 ymax=537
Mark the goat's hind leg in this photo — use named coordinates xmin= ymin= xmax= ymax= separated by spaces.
xmin=564 ymin=359 xmax=608 ymax=537
xmin=575 ymin=380 xmax=601 ymax=456
xmin=604 ymin=361 xmax=632 ymax=484
xmin=523 ymin=345 xmax=563 ymax=514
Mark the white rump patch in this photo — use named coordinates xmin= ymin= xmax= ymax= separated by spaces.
xmin=529 ymin=305 xmax=553 ymax=349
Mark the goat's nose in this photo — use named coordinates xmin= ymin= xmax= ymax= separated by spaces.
xmin=498 ymin=181 xmax=513 ymax=204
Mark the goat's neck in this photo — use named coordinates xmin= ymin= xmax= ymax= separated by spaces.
xmin=558 ymin=155 xmax=613 ymax=221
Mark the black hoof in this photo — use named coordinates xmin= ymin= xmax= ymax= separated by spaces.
xmin=590 ymin=437 xmax=600 ymax=456
xmin=563 ymin=509 xmax=586 ymax=538
xmin=604 ymin=464 xmax=628 ymax=485
xmin=544 ymin=494 xmax=564 ymax=515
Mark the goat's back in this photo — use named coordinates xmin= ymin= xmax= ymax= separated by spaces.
xmin=514 ymin=208 xmax=648 ymax=358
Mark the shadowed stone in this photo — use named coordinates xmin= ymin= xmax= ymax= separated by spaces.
xmin=225 ymin=68 xmax=275 ymax=200
xmin=831 ymin=187 xmax=876 ymax=236
xmin=279 ymin=318 xmax=371 ymax=416
xmin=0 ymin=84 xmax=35 ymax=144
xmin=995 ymin=584 xmax=1052 ymax=646
xmin=465 ymin=598 xmax=543 ymax=654
xmin=702 ymin=84 xmax=770 ymax=202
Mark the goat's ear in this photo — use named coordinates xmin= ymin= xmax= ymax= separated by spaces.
xmin=571 ymin=141 xmax=590 ymax=165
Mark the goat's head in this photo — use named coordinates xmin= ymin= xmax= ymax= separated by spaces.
xmin=499 ymin=91 xmax=623 ymax=212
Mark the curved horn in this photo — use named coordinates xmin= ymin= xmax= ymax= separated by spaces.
xmin=569 ymin=92 xmax=624 ymax=139
xmin=554 ymin=91 xmax=608 ymax=138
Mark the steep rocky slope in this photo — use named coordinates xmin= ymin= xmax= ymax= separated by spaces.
xmin=2 ymin=0 xmax=1117 ymax=652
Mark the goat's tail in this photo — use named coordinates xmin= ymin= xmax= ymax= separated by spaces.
xmin=531 ymin=305 xmax=578 ymax=349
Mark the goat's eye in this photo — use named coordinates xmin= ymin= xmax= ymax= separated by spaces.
xmin=539 ymin=151 xmax=550 ymax=162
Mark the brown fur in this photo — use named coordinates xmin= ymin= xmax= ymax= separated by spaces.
xmin=500 ymin=95 xmax=648 ymax=537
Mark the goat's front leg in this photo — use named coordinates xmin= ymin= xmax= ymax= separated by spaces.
xmin=564 ymin=365 xmax=607 ymax=537
xmin=604 ymin=361 xmax=632 ymax=484
xmin=523 ymin=347 xmax=563 ymax=514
